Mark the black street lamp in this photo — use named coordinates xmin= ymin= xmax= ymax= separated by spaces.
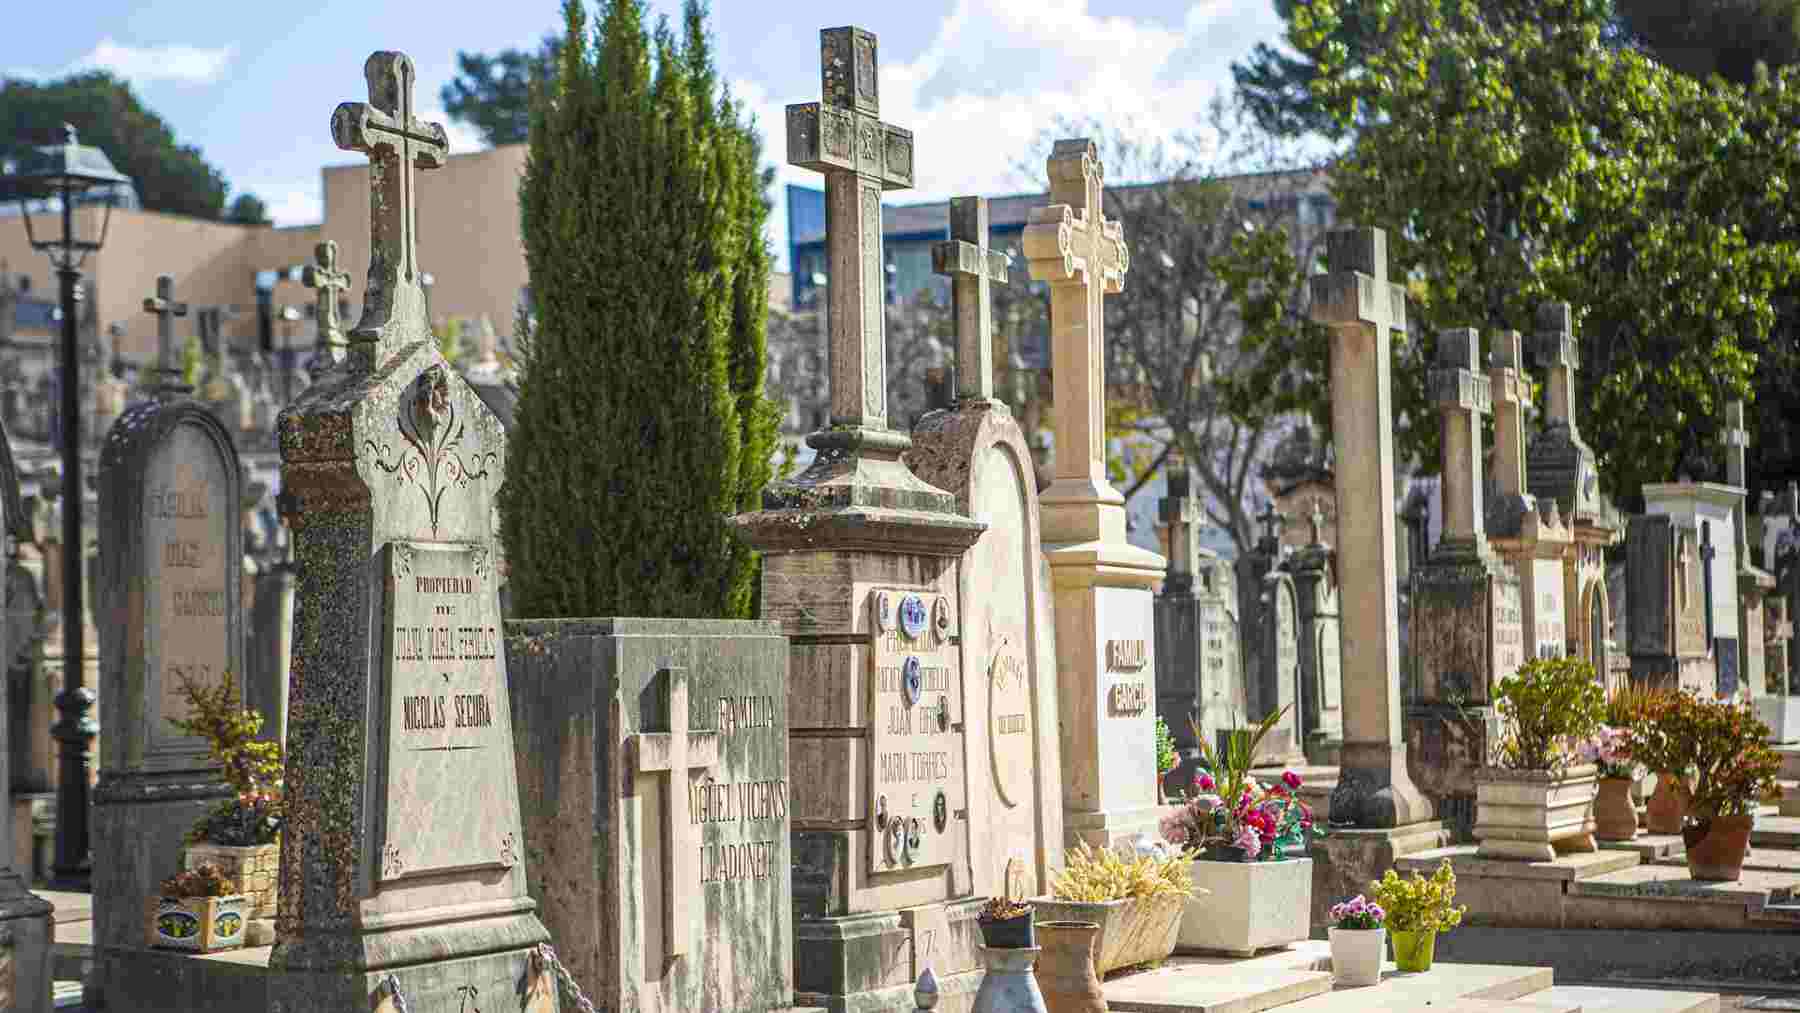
xmin=0 ymin=124 xmax=134 ymax=889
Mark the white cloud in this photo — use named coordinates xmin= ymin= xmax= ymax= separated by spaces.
xmin=257 ymin=185 xmax=324 ymax=229
xmin=71 ymin=38 xmax=235 ymax=86
xmin=737 ymin=0 xmax=1290 ymax=270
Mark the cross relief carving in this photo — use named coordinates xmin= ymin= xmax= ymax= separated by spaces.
xmin=627 ymin=665 xmax=719 ymax=961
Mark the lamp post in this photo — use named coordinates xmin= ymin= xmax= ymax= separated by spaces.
xmin=0 ymin=125 xmax=133 ymax=889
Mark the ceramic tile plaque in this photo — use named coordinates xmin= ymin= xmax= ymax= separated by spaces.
xmin=377 ymin=540 xmax=520 ymax=882
xmin=868 ymin=589 xmax=962 ymax=874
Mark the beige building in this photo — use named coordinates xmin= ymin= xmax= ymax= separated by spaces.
xmin=0 ymin=143 xmax=531 ymax=365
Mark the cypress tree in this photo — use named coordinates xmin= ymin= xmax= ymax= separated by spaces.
xmin=503 ymin=0 xmax=776 ymax=618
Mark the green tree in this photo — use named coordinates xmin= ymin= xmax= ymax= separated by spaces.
xmin=1293 ymin=0 xmax=1800 ymax=498
xmin=502 ymin=0 xmax=776 ymax=619
xmin=225 ymin=193 xmax=270 ymax=225
xmin=0 ymin=72 xmax=229 ymax=219
xmin=440 ymin=35 xmax=562 ymax=146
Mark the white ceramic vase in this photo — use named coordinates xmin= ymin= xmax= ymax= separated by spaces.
xmin=1328 ymin=926 xmax=1385 ymax=987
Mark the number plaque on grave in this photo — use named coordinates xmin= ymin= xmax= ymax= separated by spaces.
xmin=868 ymin=589 xmax=963 ymax=873
xmin=377 ymin=540 xmax=520 ymax=882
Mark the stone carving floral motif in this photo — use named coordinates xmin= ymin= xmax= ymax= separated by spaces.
xmin=365 ymin=365 xmax=498 ymax=537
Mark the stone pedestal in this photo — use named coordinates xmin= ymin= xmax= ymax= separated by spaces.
xmin=506 ymin=619 xmax=793 ymax=1012
xmin=92 ymin=396 xmax=241 ymax=1005
xmin=1308 ymin=823 xmax=1451 ymax=930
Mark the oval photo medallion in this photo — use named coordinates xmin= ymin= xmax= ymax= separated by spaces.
xmin=901 ymin=655 xmax=922 ymax=706
xmin=876 ymin=591 xmax=895 ymax=633
xmin=932 ymin=597 xmax=952 ymax=645
xmin=899 ymin=594 xmax=928 ymax=639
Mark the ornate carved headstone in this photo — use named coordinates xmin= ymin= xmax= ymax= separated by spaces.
xmin=1287 ymin=502 xmax=1342 ymax=764
xmin=266 ymin=51 xmax=552 ymax=1012
xmin=1022 ymin=138 xmax=1166 ymax=850
xmin=1627 ymin=515 xmax=1715 ymax=693
xmin=912 ymin=194 xmax=1065 ymax=908
xmin=1643 ymin=481 xmax=1742 ymax=697
xmin=91 ymin=274 xmax=243 ymax=1002
xmin=0 ymin=421 xmax=49 ymax=1009
xmin=735 ymin=28 xmax=984 ymax=1012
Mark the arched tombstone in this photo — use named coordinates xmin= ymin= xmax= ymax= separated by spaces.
xmin=0 ymin=416 xmax=55 ymax=1008
xmin=92 ymin=274 xmax=245 ymax=999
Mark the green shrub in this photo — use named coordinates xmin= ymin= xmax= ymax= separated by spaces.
xmin=1493 ymin=656 xmax=1605 ymax=772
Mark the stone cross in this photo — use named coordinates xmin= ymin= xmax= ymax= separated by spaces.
xmin=331 ymin=51 xmax=447 ymax=366
xmin=1023 ymin=139 xmax=1129 ymax=485
xmin=786 ymin=27 xmax=915 ymax=431
xmin=301 ymin=240 xmax=351 ymax=376
xmin=1309 ymin=226 xmax=1429 ymax=827
xmin=1531 ymin=302 xmax=1580 ymax=438
xmin=1308 ymin=499 xmax=1328 ymax=548
xmin=1725 ymin=399 xmax=1752 ymax=558
xmin=628 ymin=664 xmax=719 ymax=960
xmin=1159 ymin=450 xmax=1203 ymax=593
xmin=1430 ymin=327 xmax=1493 ymax=552
xmin=1489 ymin=330 xmax=1528 ymax=497
xmin=931 ymin=196 xmax=1010 ymax=404
xmin=141 ymin=275 xmax=189 ymax=396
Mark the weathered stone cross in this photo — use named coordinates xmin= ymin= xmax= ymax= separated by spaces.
xmin=1429 ymin=327 xmax=1493 ymax=555
xmin=301 ymin=239 xmax=352 ymax=376
xmin=1489 ymin=331 xmax=1528 ymax=497
xmin=932 ymin=196 xmax=1010 ymax=404
xmin=1309 ymin=226 xmax=1429 ymax=828
xmin=143 ymin=275 xmax=189 ymax=396
xmin=786 ymin=26 xmax=915 ymax=430
xmin=1530 ymin=303 xmax=1581 ymax=439
xmin=331 ymin=50 xmax=447 ymax=364
xmin=628 ymin=665 xmax=718 ymax=961
xmin=1024 ymin=140 xmax=1130 ymax=486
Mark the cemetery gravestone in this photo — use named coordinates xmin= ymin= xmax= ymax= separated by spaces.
xmin=1286 ymin=504 xmax=1342 ymax=764
xmin=1526 ymin=304 xmax=1620 ymax=677
xmin=1626 ymin=515 xmax=1715 ymax=694
xmin=267 ymin=51 xmax=553 ymax=1012
xmin=1406 ymin=328 xmax=1519 ymax=823
xmin=1258 ymin=570 xmax=1306 ymax=765
xmin=1643 ymin=483 xmax=1741 ymax=696
xmin=736 ymin=27 xmax=986 ymax=1012
xmin=1022 ymin=137 xmax=1167 ymax=850
xmin=1154 ymin=456 xmax=1245 ymax=787
xmin=506 ymin=620 xmax=792 ymax=1011
xmin=0 ymin=420 xmax=49 ymax=1010
xmin=1234 ymin=506 xmax=1284 ymax=733
xmin=912 ymin=194 xmax=1066 ymax=902
xmin=92 ymin=274 xmax=243 ymax=1004
xmin=1724 ymin=401 xmax=1777 ymax=699
xmin=300 ymin=239 xmax=351 ymax=379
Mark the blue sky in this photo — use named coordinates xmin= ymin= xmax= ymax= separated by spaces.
xmin=4 ymin=1 xmax=1291 ymax=266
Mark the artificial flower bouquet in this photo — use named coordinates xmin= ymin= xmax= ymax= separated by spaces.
xmin=1160 ymin=706 xmax=1317 ymax=861
xmin=1581 ymin=725 xmax=1644 ymax=782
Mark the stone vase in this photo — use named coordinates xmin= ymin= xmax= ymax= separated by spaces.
xmin=1328 ymin=927 xmax=1385 ymax=987
xmin=1034 ymin=921 xmax=1106 ymax=1013
xmin=972 ymin=945 xmax=1049 ymax=1013
xmin=1683 ymin=815 xmax=1754 ymax=882
xmin=1472 ymin=764 xmax=1599 ymax=861
xmin=1177 ymin=858 xmax=1311 ymax=956
xmin=1645 ymin=772 xmax=1693 ymax=835
xmin=1593 ymin=777 xmax=1639 ymax=842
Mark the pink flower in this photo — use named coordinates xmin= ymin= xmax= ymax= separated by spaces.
xmin=1233 ymin=824 xmax=1263 ymax=859
xmin=1159 ymin=809 xmax=1188 ymax=846
xmin=1282 ymin=770 xmax=1303 ymax=790
xmin=1195 ymin=772 xmax=1216 ymax=792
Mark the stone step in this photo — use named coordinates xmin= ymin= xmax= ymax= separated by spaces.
xmin=1599 ymin=834 xmax=1684 ymax=861
xmin=1752 ymin=815 xmax=1800 ymax=848
xmin=1526 ymin=985 xmax=1719 ymax=1012
xmin=1566 ymin=863 xmax=1800 ymax=930
xmin=1655 ymin=844 xmax=1800 ymax=874
xmin=1780 ymin=780 xmax=1800 ymax=817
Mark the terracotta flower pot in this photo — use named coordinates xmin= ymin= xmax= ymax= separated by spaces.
xmin=1683 ymin=815 xmax=1754 ymax=882
xmin=1594 ymin=777 xmax=1639 ymax=842
xmin=1645 ymin=772 xmax=1692 ymax=835
xmin=1035 ymin=921 xmax=1106 ymax=1013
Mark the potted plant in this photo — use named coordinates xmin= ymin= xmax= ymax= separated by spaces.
xmin=1327 ymin=894 xmax=1387 ymax=987
xmin=1034 ymin=841 xmax=1196 ymax=976
xmin=1370 ymin=859 xmax=1465 ymax=973
xmin=146 ymin=863 xmax=247 ymax=953
xmin=1155 ymin=716 xmax=1181 ymax=802
xmin=168 ymin=668 xmax=285 ymax=935
xmin=1582 ymin=726 xmax=1644 ymax=842
xmin=1658 ymin=691 xmax=1782 ymax=881
xmin=1165 ymin=707 xmax=1317 ymax=956
xmin=978 ymin=894 xmax=1036 ymax=949
xmin=1474 ymin=657 xmax=1605 ymax=861
xmin=1612 ymin=685 xmax=1690 ymax=834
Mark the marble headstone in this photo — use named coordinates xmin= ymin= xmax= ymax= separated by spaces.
xmin=1626 ymin=515 xmax=1715 ymax=693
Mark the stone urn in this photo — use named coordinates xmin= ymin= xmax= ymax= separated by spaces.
xmin=1472 ymin=764 xmax=1599 ymax=861
xmin=972 ymin=945 xmax=1049 ymax=1013
xmin=1645 ymin=772 xmax=1693 ymax=835
xmin=1593 ymin=777 xmax=1639 ymax=841
xmin=1034 ymin=921 xmax=1106 ymax=1013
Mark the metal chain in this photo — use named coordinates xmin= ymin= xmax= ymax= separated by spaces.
xmin=536 ymin=943 xmax=600 ymax=1013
